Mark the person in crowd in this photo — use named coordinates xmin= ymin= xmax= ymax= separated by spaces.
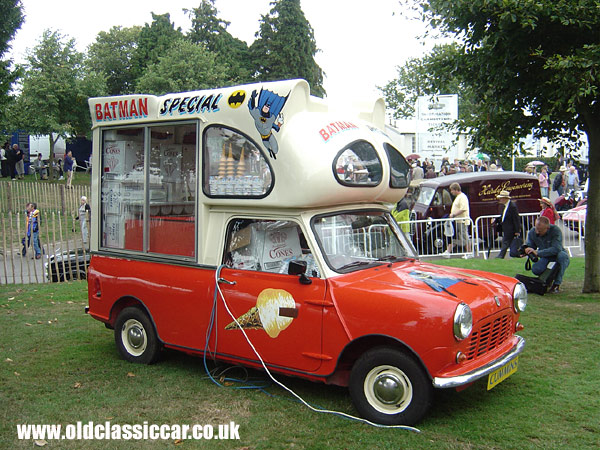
xmin=538 ymin=166 xmax=549 ymax=198
xmin=488 ymin=163 xmax=497 ymax=171
xmin=566 ymin=166 xmax=580 ymax=191
xmin=442 ymin=182 xmax=472 ymax=259
xmin=425 ymin=165 xmax=436 ymax=179
xmin=76 ymin=196 xmax=91 ymax=248
xmin=13 ymin=144 xmax=24 ymax=179
xmin=411 ymin=162 xmax=424 ymax=181
xmin=475 ymin=160 xmax=487 ymax=172
xmin=63 ymin=150 xmax=74 ymax=188
xmin=391 ymin=197 xmax=410 ymax=233
xmin=553 ymin=166 xmax=567 ymax=196
xmin=0 ymin=142 xmax=9 ymax=177
xmin=25 ymin=202 xmax=42 ymax=259
xmin=493 ymin=190 xmax=521 ymax=259
xmin=6 ymin=143 xmax=17 ymax=180
xmin=524 ymin=216 xmax=570 ymax=293
xmin=539 ymin=197 xmax=560 ymax=225
xmin=52 ymin=158 xmax=64 ymax=180
xmin=33 ymin=153 xmax=48 ymax=179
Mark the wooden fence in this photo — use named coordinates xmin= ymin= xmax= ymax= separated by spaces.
xmin=0 ymin=181 xmax=91 ymax=284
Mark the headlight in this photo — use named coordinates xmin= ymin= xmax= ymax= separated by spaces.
xmin=513 ymin=282 xmax=528 ymax=313
xmin=453 ymin=303 xmax=473 ymax=341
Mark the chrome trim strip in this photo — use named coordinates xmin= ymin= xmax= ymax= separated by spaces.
xmin=432 ymin=335 xmax=525 ymax=389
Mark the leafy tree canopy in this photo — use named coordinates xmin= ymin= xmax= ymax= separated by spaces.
xmin=186 ymin=0 xmax=253 ymax=83
xmin=130 ymin=13 xmax=184 ymax=87
xmin=405 ymin=0 xmax=599 ymax=291
xmin=10 ymin=30 xmax=106 ymax=158
xmin=250 ymin=0 xmax=325 ymax=97
xmin=0 ymin=0 xmax=24 ymax=126
xmin=87 ymin=26 xmax=141 ymax=95
xmin=135 ymin=39 xmax=231 ymax=95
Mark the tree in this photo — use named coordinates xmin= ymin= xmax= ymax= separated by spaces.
xmin=11 ymin=30 xmax=106 ymax=172
xmin=250 ymin=0 xmax=325 ymax=97
xmin=136 ymin=39 xmax=231 ymax=95
xmin=407 ymin=0 xmax=599 ymax=292
xmin=130 ymin=13 xmax=184 ymax=88
xmin=186 ymin=0 xmax=253 ymax=83
xmin=87 ymin=26 xmax=141 ymax=95
xmin=0 ymin=0 xmax=24 ymax=127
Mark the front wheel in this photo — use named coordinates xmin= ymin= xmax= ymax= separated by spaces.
xmin=349 ymin=347 xmax=432 ymax=426
xmin=115 ymin=307 xmax=160 ymax=364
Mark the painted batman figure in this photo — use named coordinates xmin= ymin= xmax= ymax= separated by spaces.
xmin=248 ymin=88 xmax=289 ymax=159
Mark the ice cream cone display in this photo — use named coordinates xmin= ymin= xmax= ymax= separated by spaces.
xmin=237 ymin=147 xmax=246 ymax=176
xmin=226 ymin=143 xmax=235 ymax=176
xmin=225 ymin=288 xmax=297 ymax=338
xmin=218 ymin=143 xmax=227 ymax=177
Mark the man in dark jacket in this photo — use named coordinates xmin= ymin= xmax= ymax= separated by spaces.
xmin=524 ymin=216 xmax=570 ymax=293
xmin=494 ymin=190 xmax=521 ymax=259
xmin=6 ymin=143 xmax=17 ymax=180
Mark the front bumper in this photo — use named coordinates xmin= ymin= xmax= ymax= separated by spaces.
xmin=432 ymin=335 xmax=525 ymax=389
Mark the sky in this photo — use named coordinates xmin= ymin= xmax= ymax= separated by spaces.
xmin=8 ymin=0 xmax=439 ymax=101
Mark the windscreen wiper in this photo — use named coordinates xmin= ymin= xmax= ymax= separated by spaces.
xmin=337 ymin=260 xmax=377 ymax=271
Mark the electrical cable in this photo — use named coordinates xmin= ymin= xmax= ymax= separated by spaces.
xmin=209 ymin=265 xmax=421 ymax=433
xmin=203 ymin=269 xmax=272 ymax=391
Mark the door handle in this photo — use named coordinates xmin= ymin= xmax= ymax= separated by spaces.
xmin=218 ymin=277 xmax=236 ymax=285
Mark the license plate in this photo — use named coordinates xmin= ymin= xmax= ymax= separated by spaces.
xmin=487 ymin=357 xmax=519 ymax=390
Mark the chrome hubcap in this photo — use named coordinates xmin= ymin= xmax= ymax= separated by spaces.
xmin=128 ymin=326 xmax=144 ymax=349
xmin=373 ymin=373 xmax=404 ymax=405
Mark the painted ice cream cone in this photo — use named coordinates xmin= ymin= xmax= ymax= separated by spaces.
xmin=225 ymin=306 xmax=263 ymax=330
xmin=225 ymin=288 xmax=297 ymax=338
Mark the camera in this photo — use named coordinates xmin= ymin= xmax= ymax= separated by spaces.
xmin=518 ymin=245 xmax=539 ymax=262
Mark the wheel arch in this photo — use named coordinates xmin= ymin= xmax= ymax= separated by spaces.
xmin=326 ymin=334 xmax=432 ymax=387
xmin=108 ymin=296 xmax=161 ymax=343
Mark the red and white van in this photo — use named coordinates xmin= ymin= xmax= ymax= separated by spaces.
xmin=86 ymin=79 xmax=526 ymax=425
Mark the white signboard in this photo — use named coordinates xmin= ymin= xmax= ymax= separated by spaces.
xmin=415 ymin=95 xmax=459 ymax=163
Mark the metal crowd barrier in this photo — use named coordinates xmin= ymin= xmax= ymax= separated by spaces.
xmin=398 ymin=216 xmax=476 ymax=258
xmin=397 ymin=210 xmax=585 ymax=260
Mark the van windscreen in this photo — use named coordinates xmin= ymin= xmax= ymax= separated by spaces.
xmin=416 ymin=186 xmax=436 ymax=206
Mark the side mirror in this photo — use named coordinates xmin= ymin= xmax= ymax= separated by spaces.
xmin=288 ymin=260 xmax=312 ymax=285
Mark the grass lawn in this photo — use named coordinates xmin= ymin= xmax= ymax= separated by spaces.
xmin=1 ymin=257 xmax=598 ymax=449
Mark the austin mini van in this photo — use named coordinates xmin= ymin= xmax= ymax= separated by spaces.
xmin=86 ymin=80 xmax=527 ymax=425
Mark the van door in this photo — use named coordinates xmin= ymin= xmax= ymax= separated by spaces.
xmin=214 ymin=218 xmax=325 ymax=373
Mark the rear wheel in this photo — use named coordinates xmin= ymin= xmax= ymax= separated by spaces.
xmin=115 ymin=307 xmax=160 ymax=364
xmin=349 ymin=347 xmax=432 ymax=426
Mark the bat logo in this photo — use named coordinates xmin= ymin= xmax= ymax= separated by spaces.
xmin=228 ymin=90 xmax=246 ymax=109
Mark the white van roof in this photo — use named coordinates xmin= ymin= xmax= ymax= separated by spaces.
xmin=89 ymin=79 xmax=408 ymax=207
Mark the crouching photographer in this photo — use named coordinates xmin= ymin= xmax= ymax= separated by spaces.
xmin=522 ymin=216 xmax=570 ymax=293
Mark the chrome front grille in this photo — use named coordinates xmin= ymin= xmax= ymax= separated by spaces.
xmin=466 ymin=313 xmax=513 ymax=360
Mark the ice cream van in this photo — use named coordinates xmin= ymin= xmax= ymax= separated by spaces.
xmin=86 ymin=79 xmax=526 ymax=425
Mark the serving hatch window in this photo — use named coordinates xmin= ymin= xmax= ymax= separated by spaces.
xmin=100 ymin=122 xmax=197 ymax=258
xmin=203 ymin=126 xmax=273 ymax=197
xmin=333 ymin=140 xmax=382 ymax=187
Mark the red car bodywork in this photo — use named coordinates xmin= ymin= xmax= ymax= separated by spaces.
xmin=88 ymin=255 xmax=521 ymax=385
